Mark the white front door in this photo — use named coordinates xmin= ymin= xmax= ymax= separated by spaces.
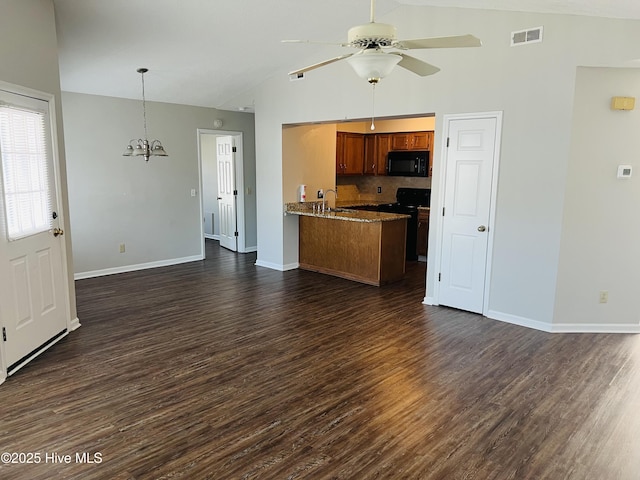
xmin=439 ymin=115 xmax=499 ymax=314
xmin=0 ymin=88 xmax=69 ymax=375
xmin=216 ymin=136 xmax=237 ymax=251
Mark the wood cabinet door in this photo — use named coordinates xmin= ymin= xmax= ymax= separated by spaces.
xmin=391 ymin=132 xmax=432 ymax=151
xmin=342 ymin=133 xmax=365 ymax=175
xmin=391 ymin=133 xmax=409 ymax=150
xmin=364 ymin=134 xmax=376 ymax=175
xmin=336 ymin=132 xmax=345 ymax=174
xmin=376 ymin=134 xmax=391 ymax=175
xmin=417 ymin=210 xmax=430 ymax=257
xmin=411 ymin=132 xmax=429 ymax=150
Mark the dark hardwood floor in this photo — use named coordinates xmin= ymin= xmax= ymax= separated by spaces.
xmin=0 ymin=239 xmax=639 ymax=479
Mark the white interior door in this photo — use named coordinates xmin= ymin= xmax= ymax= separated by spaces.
xmin=0 ymin=89 xmax=68 ymax=374
xmin=216 ymin=136 xmax=237 ymax=251
xmin=439 ymin=116 xmax=498 ymax=314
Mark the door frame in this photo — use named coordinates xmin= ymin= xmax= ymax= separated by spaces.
xmin=0 ymin=80 xmax=76 ymax=384
xmin=197 ymin=129 xmax=246 ymax=256
xmin=426 ymin=111 xmax=503 ymax=314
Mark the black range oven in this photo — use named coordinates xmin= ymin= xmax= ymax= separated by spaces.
xmin=377 ymin=187 xmax=431 ymax=261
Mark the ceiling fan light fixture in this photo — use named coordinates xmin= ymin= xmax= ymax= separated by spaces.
xmin=346 ymin=51 xmax=401 ymax=83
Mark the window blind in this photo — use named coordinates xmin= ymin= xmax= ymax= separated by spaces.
xmin=0 ymin=104 xmax=53 ymax=241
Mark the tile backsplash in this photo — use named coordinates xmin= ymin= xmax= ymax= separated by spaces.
xmin=337 ymin=175 xmax=432 ymax=203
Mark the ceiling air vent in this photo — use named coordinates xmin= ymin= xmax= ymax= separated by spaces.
xmin=511 ymin=26 xmax=543 ymax=46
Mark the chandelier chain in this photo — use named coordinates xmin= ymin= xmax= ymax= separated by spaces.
xmin=141 ymin=70 xmax=148 ymax=140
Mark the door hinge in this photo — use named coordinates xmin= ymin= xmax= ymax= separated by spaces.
xmin=232 ymin=146 xmax=237 ymax=153
xmin=234 ymin=231 xmax=239 ymax=237
xmin=2 ymin=327 xmax=6 ymax=342
xmin=442 ymin=207 xmax=445 ymax=216
xmin=233 ymin=189 xmax=238 ymax=196
xmin=438 ymin=273 xmax=441 ymax=282
xmin=446 ymin=137 xmax=450 ymax=147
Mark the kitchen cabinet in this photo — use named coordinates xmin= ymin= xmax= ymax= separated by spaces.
xmin=417 ymin=209 xmax=430 ymax=257
xmin=338 ymin=131 xmax=433 ymax=176
xmin=336 ymin=132 xmax=365 ymax=175
xmin=391 ymin=131 xmax=433 ymax=151
xmin=298 ymin=213 xmax=407 ymax=286
xmin=363 ymin=133 xmax=391 ymax=175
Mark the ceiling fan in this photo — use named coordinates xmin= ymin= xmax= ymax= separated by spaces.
xmin=285 ymin=0 xmax=481 ymax=83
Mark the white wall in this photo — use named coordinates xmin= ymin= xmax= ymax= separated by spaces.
xmin=554 ymin=67 xmax=640 ymax=331
xmin=62 ymin=91 xmax=256 ymax=277
xmin=249 ymin=6 xmax=640 ymax=329
xmin=0 ymin=0 xmax=77 ymax=319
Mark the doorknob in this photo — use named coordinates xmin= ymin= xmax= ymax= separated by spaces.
xmin=477 ymin=225 xmax=487 ymax=232
xmin=53 ymin=227 xmax=64 ymax=237
xmin=217 ymin=197 xmax=222 ymax=200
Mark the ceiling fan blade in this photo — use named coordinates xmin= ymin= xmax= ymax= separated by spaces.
xmin=288 ymin=54 xmax=354 ymax=76
xmin=396 ymin=53 xmax=440 ymax=77
xmin=282 ymin=39 xmax=349 ymax=47
xmin=397 ymin=34 xmax=482 ymax=50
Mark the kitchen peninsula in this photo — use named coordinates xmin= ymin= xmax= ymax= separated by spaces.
xmin=286 ymin=203 xmax=408 ymax=286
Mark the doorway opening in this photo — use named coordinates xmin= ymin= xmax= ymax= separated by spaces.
xmin=197 ymin=129 xmax=247 ymax=257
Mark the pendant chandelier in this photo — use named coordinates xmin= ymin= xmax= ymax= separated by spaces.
xmin=123 ymin=68 xmax=168 ymax=162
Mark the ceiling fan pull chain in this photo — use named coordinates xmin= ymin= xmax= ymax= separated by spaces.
xmin=370 ymin=83 xmax=376 ymax=131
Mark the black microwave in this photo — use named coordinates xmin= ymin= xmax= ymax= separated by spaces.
xmin=387 ymin=150 xmax=429 ymax=177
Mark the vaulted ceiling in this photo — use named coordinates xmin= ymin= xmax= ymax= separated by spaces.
xmin=52 ymin=0 xmax=640 ymax=111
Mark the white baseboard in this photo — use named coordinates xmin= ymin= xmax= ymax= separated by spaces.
xmin=204 ymin=233 xmax=218 ymax=240
xmin=240 ymin=245 xmax=258 ymax=253
xmin=549 ymin=322 xmax=640 ymax=334
xmin=254 ymin=260 xmax=299 ymax=271
xmin=74 ymin=255 xmax=203 ymax=280
xmin=422 ymin=296 xmax=436 ymax=305
xmin=486 ymin=309 xmax=640 ymax=333
xmin=69 ymin=317 xmax=81 ymax=331
xmin=485 ymin=310 xmax=554 ymax=332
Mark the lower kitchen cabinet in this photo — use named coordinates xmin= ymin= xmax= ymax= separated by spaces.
xmin=417 ymin=209 xmax=430 ymax=257
xmin=298 ymin=214 xmax=407 ymax=286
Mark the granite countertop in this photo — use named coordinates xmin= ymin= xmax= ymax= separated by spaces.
xmin=336 ymin=200 xmax=390 ymax=208
xmin=285 ymin=203 xmax=409 ymax=223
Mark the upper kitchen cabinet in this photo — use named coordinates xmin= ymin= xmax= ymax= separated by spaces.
xmin=391 ymin=131 xmax=433 ymax=151
xmin=363 ymin=134 xmax=391 ymax=176
xmin=336 ymin=132 xmax=365 ymax=175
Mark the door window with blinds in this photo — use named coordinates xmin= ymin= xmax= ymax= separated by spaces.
xmin=0 ymin=92 xmax=54 ymax=241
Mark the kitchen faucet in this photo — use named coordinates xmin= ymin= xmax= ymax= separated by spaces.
xmin=322 ymin=189 xmax=337 ymax=212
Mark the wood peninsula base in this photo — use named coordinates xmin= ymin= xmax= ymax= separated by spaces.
xmin=298 ymin=214 xmax=407 ymax=286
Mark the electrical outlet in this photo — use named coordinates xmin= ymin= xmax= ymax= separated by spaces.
xmin=599 ymin=291 xmax=608 ymax=303
xmin=119 ymin=243 xmax=126 ymax=254
xmin=317 ymin=189 xmax=324 ymax=199
xmin=377 ymin=186 xmax=382 ymax=194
